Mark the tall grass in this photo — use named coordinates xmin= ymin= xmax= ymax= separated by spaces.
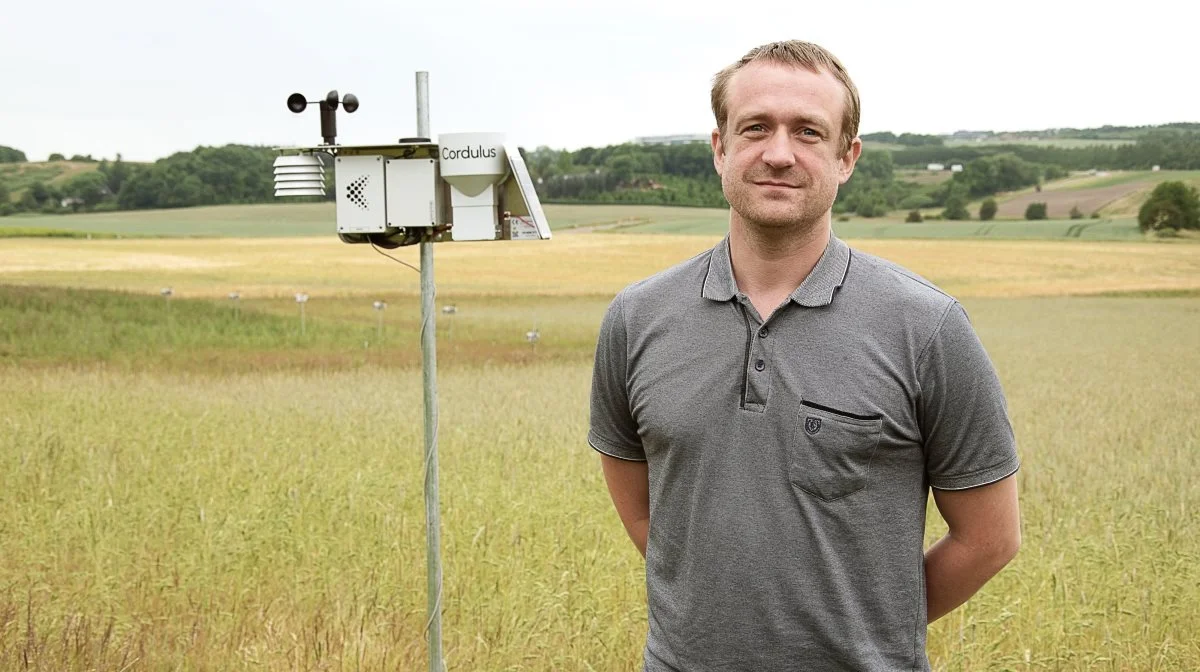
xmin=1 ymin=238 xmax=1198 ymax=669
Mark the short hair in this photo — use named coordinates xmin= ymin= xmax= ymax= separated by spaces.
xmin=711 ymin=41 xmax=861 ymax=155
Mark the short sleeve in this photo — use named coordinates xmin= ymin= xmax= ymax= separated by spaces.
xmin=918 ymin=302 xmax=1020 ymax=490
xmin=588 ymin=290 xmax=646 ymax=461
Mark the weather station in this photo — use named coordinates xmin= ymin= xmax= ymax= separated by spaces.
xmin=271 ymin=74 xmax=551 ymax=672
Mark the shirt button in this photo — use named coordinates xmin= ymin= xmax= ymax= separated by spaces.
xmin=759 ymin=327 xmax=769 ymax=338
xmin=754 ymin=359 xmax=765 ymax=372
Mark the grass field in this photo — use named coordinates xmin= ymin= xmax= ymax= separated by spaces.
xmin=0 ymin=201 xmax=1179 ymax=242
xmin=2 ymin=227 xmax=1200 ymax=669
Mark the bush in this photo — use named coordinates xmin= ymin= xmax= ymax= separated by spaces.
xmin=979 ymin=198 xmax=998 ymax=221
xmin=856 ymin=200 xmax=885 ymax=218
xmin=1138 ymin=180 xmax=1200 ymax=232
xmin=1091 ymin=212 xmax=1102 ymax=219
xmin=48 ymin=153 xmax=65 ymax=162
xmin=1025 ymin=202 xmax=1048 ymax=220
xmin=905 ymin=210 xmax=923 ymax=223
xmin=0 ymin=203 xmax=14 ymax=216
xmin=1070 ymin=205 xmax=1084 ymax=220
xmin=836 ymin=214 xmax=851 ymax=222
xmin=942 ymin=194 xmax=970 ymax=220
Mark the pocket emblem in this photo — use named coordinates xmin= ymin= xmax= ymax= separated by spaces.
xmin=804 ymin=416 xmax=822 ymax=435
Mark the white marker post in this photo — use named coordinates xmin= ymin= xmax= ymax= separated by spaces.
xmin=373 ymin=300 xmax=387 ymax=341
xmin=295 ymin=293 xmax=309 ymax=336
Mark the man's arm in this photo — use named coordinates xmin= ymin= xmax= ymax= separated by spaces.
xmin=600 ymin=454 xmax=650 ymax=558
xmin=924 ymin=474 xmax=1021 ymax=623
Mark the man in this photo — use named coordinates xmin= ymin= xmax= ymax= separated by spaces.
xmin=588 ymin=41 xmax=1021 ymax=671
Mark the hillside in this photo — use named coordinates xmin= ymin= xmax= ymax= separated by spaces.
xmin=986 ymin=170 xmax=1200 ymax=219
xmin=0 ymin=161 xmax=106 ymax=200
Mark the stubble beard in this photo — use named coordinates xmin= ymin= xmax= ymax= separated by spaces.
xmin=723 ymin=171 xmax=837 ymax=244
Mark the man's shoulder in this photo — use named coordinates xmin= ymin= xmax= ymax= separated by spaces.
xmin=614 ymin=245 xmax=715 ymax=310
xmin=846 ymin=244 xmax=958 ymax=315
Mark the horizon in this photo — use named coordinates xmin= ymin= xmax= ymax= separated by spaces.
xmin=8 ymin=119 xmax=1200 ymax=165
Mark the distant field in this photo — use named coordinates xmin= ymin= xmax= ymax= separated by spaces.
xmin=3 ymin=234 xmax=1200 ymax=300
xmin=0 ymin=201 xmax=1181 ymax=242
xmin=596 ymin=211 xmax=1149 ymax=241
xmin=993 ymin=170 xmax=1200 ymax=218
xmin=895 ymin=169 xmax=954 ymax=186
xmin=1 ymin=202 xmax=337 ymax=237
xmin=0 ymin=203 xmax=730 ymax=239
xmin=944 ymin=137 xmax=1138 ymax=148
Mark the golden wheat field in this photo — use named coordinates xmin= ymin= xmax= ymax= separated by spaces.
xmin=1 ymin=231 xmax=1198 ymax=671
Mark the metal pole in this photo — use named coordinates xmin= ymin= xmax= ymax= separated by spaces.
xmin=416 ymin=70 xmax=444 ymax=672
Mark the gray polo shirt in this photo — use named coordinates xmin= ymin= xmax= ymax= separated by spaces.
xmin=589 ymin=233 xmax=1019 ymax=672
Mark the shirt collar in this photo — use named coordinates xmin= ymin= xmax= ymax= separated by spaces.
xmin=701 ymin=231 xmax=851 ymax=308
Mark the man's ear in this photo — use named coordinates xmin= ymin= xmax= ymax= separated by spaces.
xmin=838 ymin=136 xmax=863 ymax=185
xmin=711 ymin=128 xmax=725 ymax=176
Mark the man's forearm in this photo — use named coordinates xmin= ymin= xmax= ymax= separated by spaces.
xmin=625 ymin=517 xmax=649 ymax=558
xmin=924 ymin=533 xmax=1017 ymax=623
xmin=600 ymin=454 xmax=651 ymax=558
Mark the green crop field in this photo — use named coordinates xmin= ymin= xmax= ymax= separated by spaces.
xmin=2 ymin=228 xmax=1199 ymax=670
xmin=0 ymin=202 xmax=1171 ymax=242
xmin=0 ymin=202 xmax=338 ymax=238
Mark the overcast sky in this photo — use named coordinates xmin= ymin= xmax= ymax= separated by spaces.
xmin=3 ymin=0 xmax=1196 ymax=162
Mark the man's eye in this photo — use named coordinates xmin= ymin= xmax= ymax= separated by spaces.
xmin=800 ymin=128 xmax=819 ymax=137
xmin=744 ymin=124 xmax=767 ymax=133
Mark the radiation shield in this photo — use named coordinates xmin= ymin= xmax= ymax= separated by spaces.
xmin=273 ymin=154 xmax=326 ymax=197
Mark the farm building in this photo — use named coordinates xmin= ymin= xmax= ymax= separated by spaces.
xmin=634 ymin=134 xmax=709 ymax=146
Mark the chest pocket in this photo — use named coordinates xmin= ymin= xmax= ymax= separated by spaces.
xmin=790 ymin=400 xmax=883 ymax=502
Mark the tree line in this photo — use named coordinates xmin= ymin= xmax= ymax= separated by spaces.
xmin=2 ymin=127 xmax=1198 ymax=218
xmin=0 ymin=145 xmax=280 ymax=216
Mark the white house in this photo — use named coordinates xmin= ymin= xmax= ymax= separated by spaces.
xmin=926 ymin=163 xmax=945 ymax=171
xmin=950 ymin=164 xmax=964 ymax=173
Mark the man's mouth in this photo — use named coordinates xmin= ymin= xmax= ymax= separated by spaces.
xmin=753 ymin=180 xmax=801 ymax=188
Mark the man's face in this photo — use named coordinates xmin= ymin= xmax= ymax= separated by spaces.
xmin=712 ymin=62 xmax=862 ymax=234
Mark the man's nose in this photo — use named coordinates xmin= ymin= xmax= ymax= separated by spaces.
xmin=761 ymin=131 xmax=796 ymax=169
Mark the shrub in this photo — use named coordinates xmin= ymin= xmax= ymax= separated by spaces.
xmin=979 ymin=198 xmax=998 ymax=221
xmin=906 ymin=210 xmax=923 ymax=223
xmin=942 ymin=194 xmax=970 ymax=220
xmin=1025 ymin=202 xmax=1048 ymax=220
xmin=1070 ymin=205 xmax=1084 ymax=220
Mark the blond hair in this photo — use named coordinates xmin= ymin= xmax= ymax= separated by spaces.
xmin=711 ymin=41 xmax=861 ymax=154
